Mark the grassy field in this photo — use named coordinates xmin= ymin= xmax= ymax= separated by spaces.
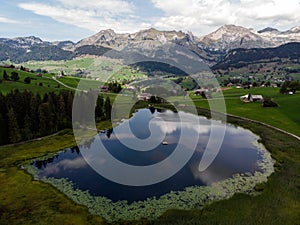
xmin=20 ymin=57 xmax=102 ymax=76
xmin=0 ymin=67 xmax=64 ymax=95
xmin=0 ymin=129 xmax=106 ymax=224
xmin=19 ymin=57 xmax=147 ymax=83
xmin=188 ymin=87 xmax=300 ymax=136
xmin=0 ymin=67 xmax=104 ymax=94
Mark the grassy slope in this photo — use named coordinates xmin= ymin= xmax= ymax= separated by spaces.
xmin=0 ymin=130 xmax=106 ymax=225
xmin=191 ymin=87 xmax=300 ymax=136
xmin=0 ymin=68 xmax=64 ymax=95
xmin=0 ymin=67 xmax=103 ymax=94
xmin=20 ymin=58 xmax=146 ymax=83
xmin=20 ymin=58 xmax=95 ymax=75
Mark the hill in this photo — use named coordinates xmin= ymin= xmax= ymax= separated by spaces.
xmin=212 ymin=42 xmax=300 ymax=70
xmin=0 ymin=67 xmax=102 ymax=95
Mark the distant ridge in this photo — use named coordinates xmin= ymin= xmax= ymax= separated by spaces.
xmin=212 ymin=42 xmax=300 ymax=70
xmin=0 ymin=25 xmax=299 ymax=65
xmin=258 ymin=27 xmax=279 ymax=34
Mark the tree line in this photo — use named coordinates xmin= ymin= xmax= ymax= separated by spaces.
xmin=1 ymin=70 xmax=20 ymax=82
xmin=0 ymin=90 xmax=111 ymax=145
xmin=280 ymin=81 xmax=300 ymax=94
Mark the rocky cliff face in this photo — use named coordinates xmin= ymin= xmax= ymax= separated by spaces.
xmin=199 ymin=25 xmax=300 ymax=51
xmin=75 ymin=28 xmax=186 ymax=50
xmin=259 ymin=26 xmax=300 ymax=46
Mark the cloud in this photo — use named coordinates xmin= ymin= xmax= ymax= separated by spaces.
xmin=18 ymin=1 xmax=150 ymax=33
xmin=56 ymin=0 xmax=135 ymax=14
xmin=0 ymin=16 xmax=21 ymax=24
xmin=42 ymin=157 xmax=89 ymax=176
xmin=17 ymin=0 xmax=300 ymax=37
xmin=151 ymin=0 xmax=300 ymax=35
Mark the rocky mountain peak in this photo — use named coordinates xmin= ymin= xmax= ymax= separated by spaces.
xmin=95 ymin=29 xmax=118 ymax=40
xmin=76 ymin=28 xmax=187 ymax=49
xmin=1 ymin=24 xmax=300 ymax=65
xmin=258 ymin=27 xmax=279 ymax=34
xmin=205 ymin=25 xmax=257 ymax=41
xmin=13 ymin=36 xmax=44 ymax=45
xmin=198 ymin=24 xmax=267 ymax=50
xmin=286 ymin=26 xmax=300 ymax=33
xmin=132 ymin=28 xmax=185 ymax=42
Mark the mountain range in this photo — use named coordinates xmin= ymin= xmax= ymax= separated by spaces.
xmin=0 ymin=25 xmax=299 ymax=66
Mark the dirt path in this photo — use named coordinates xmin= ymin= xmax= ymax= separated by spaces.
xmin=0 ymin=131 xmax=62 ymax=148
xmin=49 ymin=77 xmax=83 ymax=91
xmin=227 ymin=113 xmax=300 ymax=141
xmin=44 ymin=76 xmax=85 ymax=92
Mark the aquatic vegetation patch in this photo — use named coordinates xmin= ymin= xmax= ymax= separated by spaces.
xmin=26 ymin=142 xmax=274 ymax=222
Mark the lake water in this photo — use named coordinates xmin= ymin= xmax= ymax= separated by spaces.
xmin=33 ymin=108 xmax=264 ymax=203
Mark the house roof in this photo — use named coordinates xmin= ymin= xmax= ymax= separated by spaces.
xmin=240 ymin=94 xmax=263 ymax=99
xmin=252 ymin=95 xmax=263 ymax=99
xmin=240 ymin=94 xmax=250 ymax=99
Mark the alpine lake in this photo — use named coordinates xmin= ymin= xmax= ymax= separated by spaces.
xmin=26 ymin=108 xmax=274 ymax=221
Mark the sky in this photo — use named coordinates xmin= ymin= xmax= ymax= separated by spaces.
xmin=0 ymin=0 xmax=299 ymax=42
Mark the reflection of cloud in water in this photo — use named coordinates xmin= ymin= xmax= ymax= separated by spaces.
xmin=189 ymin=160 xmax=231 ymax=185
xmin=42 ymin=164 xmax=60 ymax=176
xmin=42 ymin=157 xmax=89 ymax=176
xmin=152 ymin=120 xmax=211 ymax=135
xmin=61 ymin=157 xmax=89 ymax=169
xmin=155 ymin=121 xmax=178 ymax=134
xmin=222 ymin=126 xmax=258 ymax=149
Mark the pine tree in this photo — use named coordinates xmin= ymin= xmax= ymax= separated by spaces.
xmin=57 ymin=94 xmax=67 ymax=129
xmin=280 ymin=82 xmax=288 ymax=94
xmin=0 ymin=112 xmax=8 ymax=145
xmin=3 ymin=70 xmax=8 ymax=80
xmin=22 ymin=114 xmax=33 ymax=140
xmin=104 ymin=97 xmax=111 ymax=120
xmin=38 ymin=103 xmax=51 ymax=136
xmin=29 ymin=94 xmax=40 ymax=136
xmin=95 ymin=95 xmax=104 ymax=120
xmin=7 ymin=108 xmax=22 ymax=143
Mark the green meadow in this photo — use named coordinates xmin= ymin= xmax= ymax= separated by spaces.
xmin=19 ymin=58 xmax=147 ymax=83
xmin=188 ymin=87 xmax=300 ymax=136
xmin=0 ymin=67 xmax=104 ymax=94
xmin=0 ymin=67 xmax=300 ymax=224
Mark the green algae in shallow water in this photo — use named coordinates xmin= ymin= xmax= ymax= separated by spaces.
xmin=26 ymin=140 xmax=274 ymax=222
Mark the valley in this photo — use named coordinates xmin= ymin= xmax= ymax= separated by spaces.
xmin=0 ymin=23 xmax=300 ymax=225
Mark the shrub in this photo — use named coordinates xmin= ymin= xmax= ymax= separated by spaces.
xmin=263 ymin=97 xmax=278 ymax=107
xmin=24 ymin=77 xmax=31 ymax=84
xmin=11 ymin=71 xmax=20 ymax=81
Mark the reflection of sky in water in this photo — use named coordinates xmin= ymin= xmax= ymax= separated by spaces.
xmin=34 ymin=109 xmax=262 ymax=203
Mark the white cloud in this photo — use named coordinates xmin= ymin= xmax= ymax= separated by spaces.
xmin=18 ymin=1 xmax=150 ymax=33
xmin=0 ymin=16 xmax=21 ymax=24
xmin=56 ymin=0 xmax=135 ymax=14
xmin=151 ymin=0 xmax=300 ymax=35
xmin=17 ymin=0 xmax=300 ymax=37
